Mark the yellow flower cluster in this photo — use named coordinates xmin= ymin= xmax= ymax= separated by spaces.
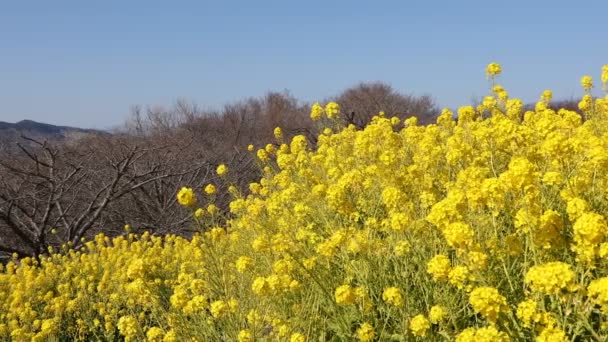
xmin=3 ymin=63 xmax=608 ymax=340
xmin=524 ymin=262 xmax=575 ymax=295
xmin=334 ymin=284 xmax=357 ymax=305
xmin=356 ymin=322 xmax=375 ymax=342
xmin=537 ymin=326 xmax=568 ymax=342
xmin=176 ymin=186 xmax=196 ymax=206
xmin=409 ymin=314 xmax=430 ymax=337
xmin=427 ymin=254 xmax=451 ymax=281
xmin=485 ymin=62 xmax=502 ymax=78
xmin=216 ymin=164 xmax=228 ymax=176
xmin=309 ymin=101 xmax=340 ymax=121
xmin=456 ymin=326 xmax=509 ymax=342
xmin=588 ymin=277 xmax=608 ymax=311
xmin=469 ymin=287 xmax=508 ymax=322
xmin=381 ymin=286 xmax=403 ymax=307
xmin=429 ymin=305 xmax=447 ymax=324
xmin=581 ymin=75 xmax=593 ymax=91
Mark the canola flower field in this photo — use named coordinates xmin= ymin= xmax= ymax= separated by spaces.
xmin=2 ymin=64 xmax=608 ymax=341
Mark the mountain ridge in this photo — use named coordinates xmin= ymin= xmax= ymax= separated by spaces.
xmin=0 ymin=119 xmax=102 ymax=133
xmin=0 ymin=119 xmax=109 ymax=146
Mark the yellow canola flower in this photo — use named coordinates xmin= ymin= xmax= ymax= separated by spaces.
xmin=146 ymin=327 xmax=164 ymax=342
xmin=176 ymin=187 xmax=196 ymax=207
xmin=442 ymin=222 xmax=474 ymax=249
xmin=194 ymin=208 xmax=205 ymax=218
xmin=393 ymin=240 xmax=410 ymax=256
xmin=204 ymin=183 xmax=217 ymax=195
xmin=448 ymin=266 xmax=472 ymax=289
xmin=39 ymin=319 xmax=58 ymax=336
xmin=257 ymin=149 xmax=270 ymax=162
xmin=524 ymin=262 xmax=575 ymax=295
xmin=457 ymin=106 xmax=477 ymax=122
xmin=456 ymin=326 xmax=509 ymax=342
xmin=335 ymin=284 xmax=356 ymax=305
xmin=427 ymin=254 xmax=451 ymax=281
xmin=207 ymin=203 xmax=219 ymax=214
xmin=290 ymin=333 xmax=306 ymax=342
xmin=579 ymin=94 xmax=593 ymax=112
xmin=356 ymin=322 xmax=375 ymax=342
xmin=117 ymin=315 xmax=139 ymax=339
xmin=382 ymin=287 xmax=403 ymax=307
xmin=236 ymin=256 xmax=254 ymax=273
xmin=238 ymin=329 xmax=253 ymax=342
xmin=409 ymin=314 xmax=430 ymax=337
xmin=310 ymin=102 xmax=324 ymax=120
xmin=210 ymin=300 xmax=229 ymax=318
xmin=516 ymin=299 xmax=538 ymax=328
xmin=325 ymin=102 xmax=340 ymax=120
xmin=536 ymin=326 xmax=568 ymax=342
xmin=587 ymin=277 xmax=608 ymax=309
xmin=252 ymin=277 xmax=270 ymax=296
xmin=429 ymin=305 xmax=447 ymax=324
xmin=274 ymin=127 xmax=283 ymax=140
xmin=581 ymin=75 xmax=593 ymax=91
xmin=469 ymin=287 xmax=508 ymax=322
xmin=486 ymin=62 xmax=502 ymax=78
xmin=216 ymin=164 xmax=228 ymax=176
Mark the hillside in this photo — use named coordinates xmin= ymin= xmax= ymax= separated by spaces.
xmin=0 ymin=119 xmax=107 ymax=146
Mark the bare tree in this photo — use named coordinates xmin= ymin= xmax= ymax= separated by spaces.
xmin=0 ymin=134 xmax=208 ymax=257
xmin=333 ymin=82 xmax=438 ymax=128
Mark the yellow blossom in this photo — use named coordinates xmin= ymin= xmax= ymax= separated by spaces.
xmin=537 ymin=326 xmax=568 ymax=342
xmin=236 ymin=256 xmax=254 ymax=273
xmin=210 ymin=300 xmax=229 ymax=318
xmin=238 ymin=330 xmax=253 ymax=342
xmin=581 ymin=75 xmax=593 ymax=91
xmin=274 ymin=127 xmax=283 ymax=140
xmin=325 ymin=102 xmax=340 ymax=120
xmin=427 ymin=254 xmax=451 ymax=281
xmin=486 ymin=62 xmax=502 ymax=78
xmin=409 ymin=314 xmax=430 ymax=337
xmin=310 ymin=102 xmax=324 ymax=120
xmin=524 ymin=262 xmax=575 ymax=295
xmin=204 ymin=184 xmax=216 ymax=195
xmin=469 ymin=287 xmax=508 ymax=322
xmin=356 ymin=322 xmax=375 ymax=342
xmin=176 ymin=187 xmax=196 ymax=207
xmin=335 ymin=284 xmax=356 ymax=305
xmin=290 ymin=332 xmax=306 ymax=342
xmin=456 ymin=326 xmax=509 ymax=342
xmin=117 ymin=315 xmax=139 ymax=339
xmin=382 ymin=287 xmax=403 ymax=307
xmin=146 ymin=327 xmax=164 ymax=342
xmin=429 ymin=305 xmax=447 ymax=324
xmin=216 ymin=164 xmax=228 ymax=176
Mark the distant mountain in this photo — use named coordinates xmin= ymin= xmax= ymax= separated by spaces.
xmin=0 ymin=120 xmax=108 ymax=147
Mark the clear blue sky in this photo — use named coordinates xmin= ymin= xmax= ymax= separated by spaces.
xmin=1 ymin=0 xmax=607 ymax=129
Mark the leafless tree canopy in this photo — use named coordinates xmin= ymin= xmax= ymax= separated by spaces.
xmin=0 ymin=134 xmax=209 ymax=256
xmin=333 ymin=82 xmax=438 ymax=128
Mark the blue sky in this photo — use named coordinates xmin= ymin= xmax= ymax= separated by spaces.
xmin=1 ymin=0 xmax=606 ymax=129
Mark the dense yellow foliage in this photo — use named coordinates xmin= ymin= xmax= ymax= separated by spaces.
xmin=2 ymin=64 xmax=608 ymax=341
